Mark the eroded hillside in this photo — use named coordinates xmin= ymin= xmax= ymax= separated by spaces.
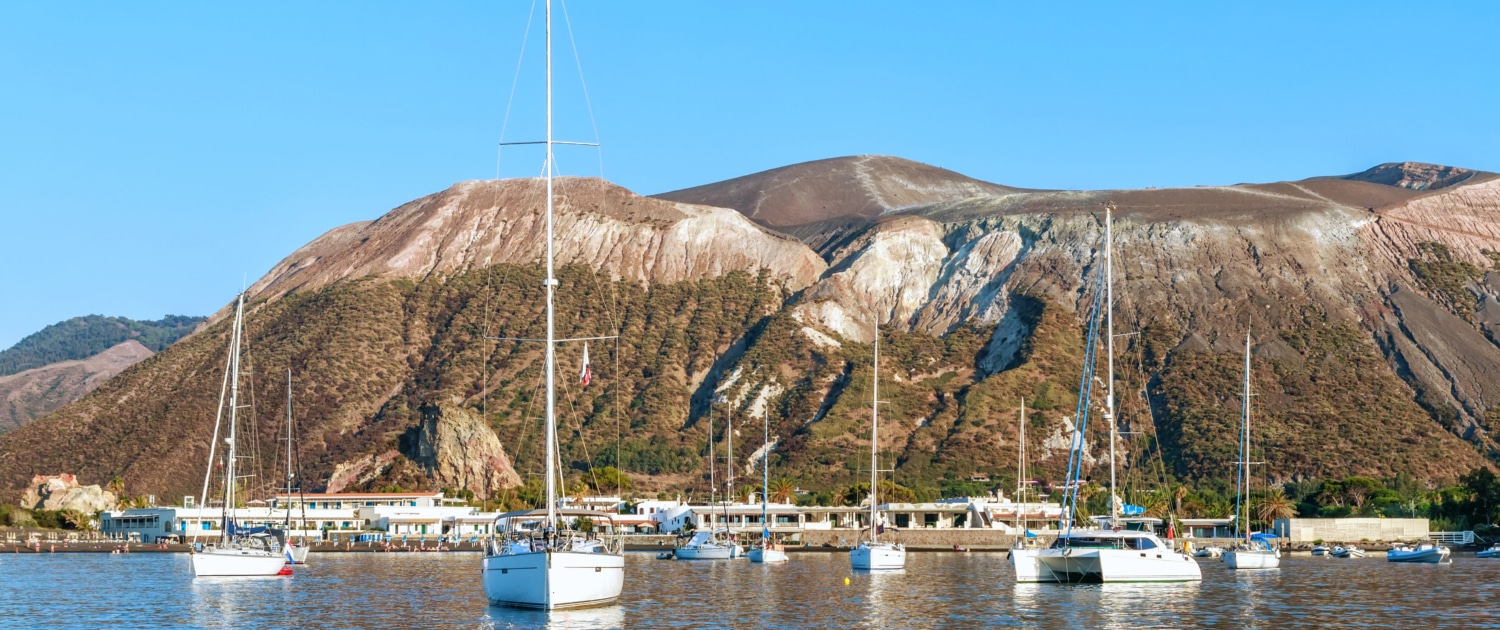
xmin=4 ymin=159 xmax=1499 ymax=502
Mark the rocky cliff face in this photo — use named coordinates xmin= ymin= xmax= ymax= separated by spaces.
xmin=240 ymin=177 xmax=824 ymax=313
xmin=4 ymin=159 xmax=1499 ymax=504
xmin=0 ymin=341 xmax=154 ymax=434
xmin=20 ymin=473 xmax=117 ymax=513
xmin=409 ymin=404 xmax=521 ymax=498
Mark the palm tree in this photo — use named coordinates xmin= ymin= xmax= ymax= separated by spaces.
xmin=1256 ymin=489 xmax=1297 ymax=525
xmin=1139 ymin=488 xmax=1170 ymax=519
xmin=106 ymin=476 xmax=125 ymax=496
xmin=60 ymin=509 xmax=89 ymax=531
xmin=1173 ymin=485 xmax=1188 ymax=518
xmin=769 ymin=478 xmax=796 ymax=504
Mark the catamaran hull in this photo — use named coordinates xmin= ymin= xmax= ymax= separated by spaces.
xmin=482 ymin=550 xmax=624 ymax=610
xmin=190 ymin=550 xmax=291 ymax=577
xmin=1011 ymin=548 xmax=1044 ymax=582
xmin=1224 ymin=549 xmax=1280 ymax=569
xmin=673 ymin=546 xmax=734 ymax=560
xmin=749 ymin=548 xmax=789 ymax=563
xmin=1033 ymin=549 xmax=1202 ymax=583
xmin=851 ymin=544 xmax=906 ymax=571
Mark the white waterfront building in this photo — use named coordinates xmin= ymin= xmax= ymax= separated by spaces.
xmin=100 ymin=492 xmax=497 ymax=543
xmin=648 ymin=492 xmax=1062 ymax=535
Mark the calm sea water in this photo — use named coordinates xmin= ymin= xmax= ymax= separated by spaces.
xmin=2 ymin=550 xmax=1497 ymax=628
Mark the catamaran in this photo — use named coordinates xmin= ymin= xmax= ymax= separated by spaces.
xmin=480 ymin=0 xmax=624 ymax=609
xmin=749 ymin=400 xmax=789 ymax=564
xmin=1223 ymin=331 xmax=1281 ymax=570
xmin=190 ymin=293 xmax=294 ymax=577
xmin=1017 ymin=206 xmax=1201 ymax=583
xmin=850 ymin=323 xmax=906 ymax=571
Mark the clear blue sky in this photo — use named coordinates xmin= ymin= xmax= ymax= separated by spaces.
xmin=2 ymin=1 xmax=1497 ymax=349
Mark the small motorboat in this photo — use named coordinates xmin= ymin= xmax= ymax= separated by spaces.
xmin=1477 ymin=544 xmax=1500 ymax=559
xmin=1194 ymin=545 xmax=1224 ymax=559
xmin=656 ymin=551 xmax=675 ymax=560
xmin=1387 ymin=542 xmax=1451 ymax=563
xmin=1311 ymin=544 xmax=1332 ymax=556
xmin=1331 ymin=545 xmax=1366 ymax=558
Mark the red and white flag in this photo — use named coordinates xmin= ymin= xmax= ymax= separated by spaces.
xmin=580 ymin=343 xmax=591 ymax=387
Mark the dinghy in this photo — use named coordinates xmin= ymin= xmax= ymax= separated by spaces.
xmin=1387 ymin=542 xmax=1450 ymax=564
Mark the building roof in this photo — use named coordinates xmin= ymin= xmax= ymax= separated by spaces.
xmin=1181 ymin=518 xmax=1235 ymax=526
xmin=274 ymin=492 xmax=443 ymax=499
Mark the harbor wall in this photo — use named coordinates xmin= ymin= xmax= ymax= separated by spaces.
xmin=1272 ymin=518 xmax=1429 ymax=543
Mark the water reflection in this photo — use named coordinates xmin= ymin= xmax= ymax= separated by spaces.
xmin=6 ymin=551 xmax=1500 ymax=628
xmin=486 ymin=605 xmax=625 ymax=630
xmin=859 ymin=568 xmax=905 ymax=628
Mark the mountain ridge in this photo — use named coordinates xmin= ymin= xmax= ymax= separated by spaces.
xmin=4 ymin=157 xmax=1499 ymax=506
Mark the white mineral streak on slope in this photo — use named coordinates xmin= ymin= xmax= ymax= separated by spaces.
xmin=236 ymin=178 xmax=827 ymax=316
xmin=794 ymin=216 xmax=949 ymax=342
xmin=913 ymin=229 xmax=1023 ymax=334
xmin=747 ymin=382 xmax=783 ymax=422
xmin=716 ymin=367 xmax=743 ymax=394
xmin=1038 ymin=414 xmax=1095 ymax=466
xmin=800 ymin=327 xmax=841 ymax=348
xmin=745 ymin=438 xmax=778 ymax=475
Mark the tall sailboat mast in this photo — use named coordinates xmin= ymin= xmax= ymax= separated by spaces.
xmin=220 ymin=293 xmax=245 ymax=545
xmin=1018 ymin=399 xmax=1027 ymax=534
xmin=761 ymin=403 xmax=770 ymax=537
xmin=284 ymin=368 xmax=293 ymax=530
xmin=1105 ymin=206 xmax=1118 ymax=524
xmin=1237 ymin=330 xmax=1252 ymax=540
xmin=870 ymin=322 xmax=880 ymax=543
xmin=727 ymin=405 xmax=736 ymax=502
xmin=542 ymin=0 xmax=559 ymax=532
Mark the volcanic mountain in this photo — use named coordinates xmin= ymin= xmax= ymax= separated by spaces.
xmin=3 ymin=157 xmax=1499 ymax=505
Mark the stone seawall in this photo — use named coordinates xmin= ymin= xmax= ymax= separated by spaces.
xmin=791 ymin=529 xmax=1057 ymax=550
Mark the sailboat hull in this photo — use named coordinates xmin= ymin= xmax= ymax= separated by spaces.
xmin=482 ymin=550 xmax=624 ymax=610
xmin=851 ymin=542 xmax=906 ymax=571
xmin=288 ymin=544 xmax=310 ymax=564
xmin=673 ymin=546 xmax=734 ymax=560
xmin=191 ymin=549 xmax=291 ymax=577
xmin=749 ymin=548 xmax=789 ymax=563
xmin=1224 ymin=549 xmax=1280 ymax=569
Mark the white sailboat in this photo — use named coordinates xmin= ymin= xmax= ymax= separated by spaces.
xmin=1224 ymin=331 xmax=1281 ymax=570
xmin=674 ymin=396 xmax=739 ymax=560
xmin=281 ymin=369 xmax=310 ymax=565
xmin=1009 ymin=399 xmax=1042 ymax=580
xmin=749 ymin=402 xmax=789 ymax=564
xmin=850 ymin=323 xmax=906 ymax=571
xmin=190 ymin=293 xmax=294 ymax=578
xmin=480 ymin=0 xmax=624 ymax=608
xmin=1019 ymin=206 xmax=1201 ymax=583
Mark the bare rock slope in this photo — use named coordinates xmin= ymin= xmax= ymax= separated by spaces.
xmin=245 ymin=177 xmax=825 ymax=310
xmin=5 ymin=160 xmax=1500 ymax=502
xmin=0 ymin=341 xmax=154 ymax=434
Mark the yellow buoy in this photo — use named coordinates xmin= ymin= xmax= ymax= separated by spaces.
xmin=844 ymin=577 xmax=850 ymax=585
